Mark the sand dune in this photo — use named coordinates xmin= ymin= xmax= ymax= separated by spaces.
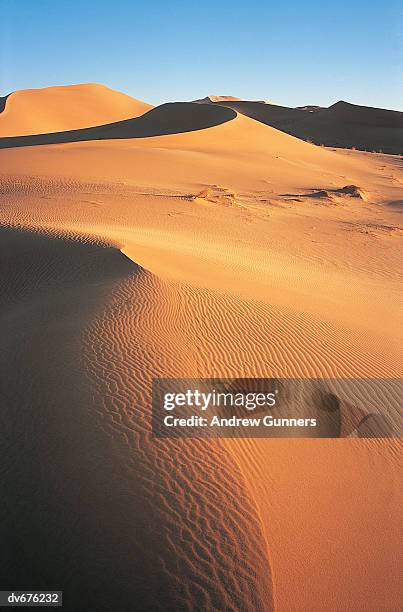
xmin=2 ymin=108 xmax=395 ymax=191
xmin=211 ymin=98 xmax=403 ymax=154
xmin=0 ymin=85 xmax=402 ymax=611
xmin=0 ymin=83 xmax=152 ymax=137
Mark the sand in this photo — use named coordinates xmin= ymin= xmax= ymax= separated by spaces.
xmin=0 ymin=85 xmax=402 ymax=611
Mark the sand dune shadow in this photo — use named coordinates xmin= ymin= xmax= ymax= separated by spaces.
xmin=0 ymin=103 xmax=237 ymax=149
xmin=0 ymin=227 xmax=171 ymax=611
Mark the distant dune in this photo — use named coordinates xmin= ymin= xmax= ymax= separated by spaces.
xmin=193 ymin=95 xmax=243 ymax=104
xmin=208 ymin=98 xmax=403 ymax=154
xmin=0 ymin=83 xmax=401 ymax=611
xmin=193 ymin=95 xmax=269 ymax=104
xmin=0 ymin=83 xmax=153 ymax=137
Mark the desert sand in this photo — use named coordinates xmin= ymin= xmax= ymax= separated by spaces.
xmin=0 ymin=85 xmax=402 ymax=611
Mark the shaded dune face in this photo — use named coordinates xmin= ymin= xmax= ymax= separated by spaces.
xmin=214 ymin=100 xmax=302 ymax=124
xmin=0 ymin=83 xmax=153 ymax=137
xmin=325 ymin=101 xmax=403 ymax=127
xmin=213 ymin=99 xmax=403 ymax=154
xmin=0 ymin=103 xmax=237 ymax=149
xmin=0 ymin=227 xmax=274 ymax=612
xmin=0 ymin=95 xmax=9 ymax=113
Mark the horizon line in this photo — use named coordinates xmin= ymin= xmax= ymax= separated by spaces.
xmin=0 ymin=81 xmax=402 ymax=113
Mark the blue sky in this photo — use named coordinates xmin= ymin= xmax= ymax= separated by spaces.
xmin=1 ymin=0 xmax=402 ymax=109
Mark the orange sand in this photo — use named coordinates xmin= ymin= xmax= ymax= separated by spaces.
xmin=0 ymin=84 xmax=401 ymax=611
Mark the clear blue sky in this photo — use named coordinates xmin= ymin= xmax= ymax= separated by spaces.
xmin=1 ymin=0 xmax=402 ymax=110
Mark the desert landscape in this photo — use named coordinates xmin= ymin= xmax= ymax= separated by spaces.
xmin=0 ymin=83 xmax=402 ymax=611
